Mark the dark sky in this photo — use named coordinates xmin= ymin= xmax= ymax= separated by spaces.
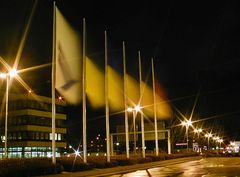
xmin=1 ymin=0 xmax=240 ymax=143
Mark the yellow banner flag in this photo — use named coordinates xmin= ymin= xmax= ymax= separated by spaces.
xmin=55 ymin=7 xmax=82 ymax=105
xmin=108 ymin=66 xmax=124 ymax=111
xmin=126 ymin=74 xmax=139 ymax=107
xmin=86 ymin=57 xmax=105 ymax=108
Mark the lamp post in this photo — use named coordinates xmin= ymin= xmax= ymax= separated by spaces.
xmin=194 ymin=128 xmax=202 ymax=139
xmin=181 ymin=120 xmax=192 ymax=151
xmin=127 ymin=105 xmax=141 ymax=155
xmin=205 ymin=133 xmax=212 ymax=150
xmin=218 ymin=138 xmax=223 ymax=149
xmin=0 ymin=69 xmax=17 ymax=158
xmin=194 ymin=128 xmax=202 ymax=153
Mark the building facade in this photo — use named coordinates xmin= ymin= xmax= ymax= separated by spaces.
xmin=0 ymin=93 xmax=66 ymax=158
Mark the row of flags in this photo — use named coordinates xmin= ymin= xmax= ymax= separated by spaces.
xmin=55 ymin=6 xmax=171 ymax=119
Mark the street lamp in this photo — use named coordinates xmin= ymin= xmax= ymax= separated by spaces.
xmin=181 ymin=120 xmax=192 ymax=151
xmin=205 ymin=133 xmax=212 ymax=150
xmin=0 ymin=69 xmax=17 ymax=158
xmin=194 ymin=128 xmax=202 ymax=139
xmin=218 ymin=138 xmax=223 ymax=149
xmin=194 ymin=128 xmax=203 ymax=153
xmin=127 ymin=105 xmax=141 ymax=155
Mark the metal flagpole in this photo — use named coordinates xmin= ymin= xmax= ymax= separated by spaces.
xmin=123 ymin=41 xmax=130 ymax=158
xmin=151 ymin=58 xmax=159 ymax=156
xmin=4 ymin=75 xmax=9 ymax=159
xmin=51 ymin=1 xmax=56 ymax=165
xmin=138 ymin=51 xmax=145 ymax=158
xmin=82 ymin=18 xmax=87 ymax=163
xmin=133 ymin=110 xmax=137 ymax=154
xmin=105 ymin=31 xmax=110 ymax=162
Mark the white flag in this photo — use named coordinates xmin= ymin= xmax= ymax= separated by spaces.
xmin=55 ymin=7 xmax=82 ymax=104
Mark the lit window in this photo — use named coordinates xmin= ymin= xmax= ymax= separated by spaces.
xmin=58 ymin=134 xmax=62 ymax=141
xmin=50 ymin=133 xmax=58 ymax=140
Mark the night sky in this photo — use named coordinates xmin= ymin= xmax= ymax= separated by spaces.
xmin=1 ymin=0 xmax=240 ymax=144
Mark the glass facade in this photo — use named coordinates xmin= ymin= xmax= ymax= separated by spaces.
xmin=0 ymin=147 xmax=61 ymax=158
xmin=6 ymin=132 xmax=66 ymax=141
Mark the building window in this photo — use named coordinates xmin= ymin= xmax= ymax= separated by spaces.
xmin=57 ymin=134 xmax=62 ymax=141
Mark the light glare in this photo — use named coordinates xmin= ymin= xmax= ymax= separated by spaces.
xmin=9 ymin=69 xmax=17 ymax=77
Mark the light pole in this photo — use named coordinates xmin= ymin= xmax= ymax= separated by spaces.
xmin=218 ymin=138 xmax=223 ymax=149
xmin=194 ymin=128 xmax=202 ymax=139
xmin=181 ymin=120 xmax=192 ymax=152
xmin=0 ymin=69 xmax=17 ymax=158
xmin=127 ymin=105 xmax=141 ymax=155
xmin=194 ymin=128 xmax=202 ymax=152
xmin=205 ymin=133 xmax=212 ymax=150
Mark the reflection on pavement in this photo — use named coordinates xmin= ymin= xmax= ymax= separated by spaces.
xmin=108 ymin=158 xmax=240 ymax=177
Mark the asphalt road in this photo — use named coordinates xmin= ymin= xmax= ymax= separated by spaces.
xmin=42 ymin=157 xmax=240 ymax=177
xmin=109 ymin=157 xmax=240 ymax=177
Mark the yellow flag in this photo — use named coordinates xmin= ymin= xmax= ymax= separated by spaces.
xmin=141 ymin=81 xmax=172 ymax=119
xmin=155 ymin=81 xmax=172 ymax=119
xmin=141 ymin=81 xmax=154 ymax=117
xmin=126 ymin=74 xmax=139 ymax=107
xmin=55 ymin=7 xmax=82 ymax=104
xmin=86 ymin=57 xmax=105 ymax=108
xmin=108 ymin=66 xmax=124 ymax=111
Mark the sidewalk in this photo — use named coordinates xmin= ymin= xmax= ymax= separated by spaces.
xmin=41 ymin=156 xmax=202 ymax=177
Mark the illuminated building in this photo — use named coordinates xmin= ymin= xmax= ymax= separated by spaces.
xmin=0 ymin=93 xmax=66 ymax=158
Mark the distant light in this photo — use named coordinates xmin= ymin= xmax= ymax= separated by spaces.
xmin=127 ymin=107 xmax=133 ymax=112
xmin=75 ymin=150 xmax=80 ymax=156
xmin=116 ymin=142 xmax=120 ymax=146
xmin=181 ymin=121 xmax=186 ymax=126
xmin=28 ymin=90 xmax=32 ymax=93
xmin=47 ymin=154 xmax=52 ymax=158
xmin=135 ymin=105 xmax=141 ymax=112
xmin=0 ymin=73 xmax=6 ymax=79
xmin=186 ymin=120 xmax=192 ymax=126
xmin=205 ymin=133 xmax=212 ymax=138
xmin=218 ymin=139 xmax=223 ymax=143
xmin=194 ymin=128 xmax=202 ymax=133
xmin=9 ymin=69 xmax=17 ymax=77
xmin=69 ymin=145 xmax=72 ymax=149
xmin=58 ymin=96 xmax=63 ymax=100
xmin=181 ymin=120 xmax=192 ymax=127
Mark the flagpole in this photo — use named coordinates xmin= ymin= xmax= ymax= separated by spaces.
xmin=123 ymin=41 xmax=130 ymax=158
xmin=4 ymin=76 xmax=9 ymax=159
xmin=82 ymin=18 xmax=87 ymax=163
xmin=105 ymin=31 xmax=110 ymax=162
xmin=138 ymin=51 xmax=145 ymax=158
xmin=151 ymin=58 xmax=159 ymax=156
xmin=51 ymin=1 xmax=56 ymax=165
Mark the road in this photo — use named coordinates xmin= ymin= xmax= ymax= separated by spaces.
xmin=42 ymin=157 xmax=240 ymax=177
xmin=109 ymin=157 xmax=240 ymax=177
